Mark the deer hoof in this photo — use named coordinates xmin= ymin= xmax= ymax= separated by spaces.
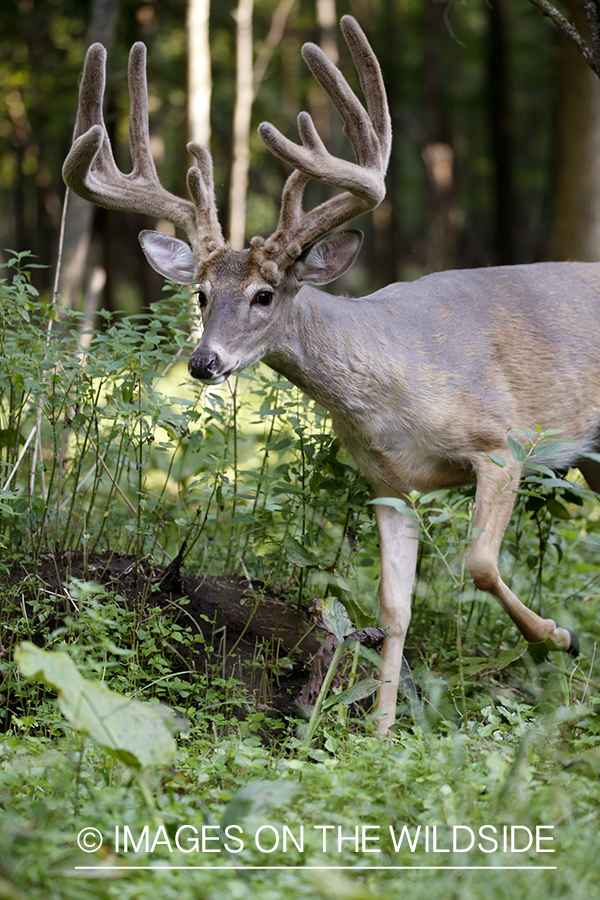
xmin=565 ymin=628 xmax=580 ymax=657
xmin=548 ymin=623 xmax=579 ymax=655
xmin=550 ymin=625 xmax=580 ymax=656
xmin=529 ymin=625 xmax=580 ymax=660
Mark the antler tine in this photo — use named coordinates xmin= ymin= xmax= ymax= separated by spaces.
xmin=257 ymin=16 xmax=390 ymax=266
xmin=186 ymin=142 xmax=225 ymax=251
xmin=126 ymin=43 xmax=161 ymax=182
xmin=340 ymin=15 xmax=392 ymax=174
xmin=300 ymin=44 xmax=382 ymax=180
xmin=62 ymin=44 xmax=119 ymax=186
xmin=63 ymin=42 xmax=224 ymax=254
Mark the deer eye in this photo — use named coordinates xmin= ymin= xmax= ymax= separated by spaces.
xmin=194 ymin=289 xmax=207 ymax=309
xmin=253 ymin=290 xmax=274 ymax=307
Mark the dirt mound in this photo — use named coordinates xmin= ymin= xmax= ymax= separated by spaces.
xmin=5 ymin=551 xmax=322 ymax=716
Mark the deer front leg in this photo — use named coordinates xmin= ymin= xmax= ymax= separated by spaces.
xmin=467 ymin=454 xmax=576 ymax=652
xmin=374 ymin=500 xmax=419 ymax=735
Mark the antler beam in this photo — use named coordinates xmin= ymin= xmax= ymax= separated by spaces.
xmin=62 ymin=42 xmax=224 ymax=255
xmin=258 ymin=16 xmax=391 ymax=265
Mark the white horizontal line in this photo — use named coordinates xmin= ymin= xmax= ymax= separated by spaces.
xmin=74 ymin=865 xmax=557 ymax=871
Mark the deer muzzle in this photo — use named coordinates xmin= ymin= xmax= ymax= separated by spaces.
xmin=188 ymin=348 xmax=230 ymax=384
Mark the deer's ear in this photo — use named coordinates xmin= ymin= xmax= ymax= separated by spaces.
xmin=139 ymin=230 xmax=196 ymax=283
xmin=292 ymin=229 xmax=363 ymax=286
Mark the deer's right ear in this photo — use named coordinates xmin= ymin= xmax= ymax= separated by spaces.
xmin=292 ymin=230 xmax=363 ymax=286
xmin=139 ymin=230 xmax=196 ymax=283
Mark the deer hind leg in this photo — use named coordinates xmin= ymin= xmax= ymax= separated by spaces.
xmin=374 ymin=501 xmax=419 ymax=736
xmin=467 ymin=454 xmax=577 ymax=653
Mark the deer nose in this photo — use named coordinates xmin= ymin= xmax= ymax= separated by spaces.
xmin=188 ymin=349 xmax=222 ymax=381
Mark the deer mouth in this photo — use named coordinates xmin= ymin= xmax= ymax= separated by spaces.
xmin=198 ymin=370 xmax=232 ymax=385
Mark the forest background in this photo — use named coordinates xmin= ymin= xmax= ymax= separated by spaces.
xmin=4 ymin=0 xmax=600 ymax=310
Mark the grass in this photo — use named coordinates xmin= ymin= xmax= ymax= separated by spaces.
xmin=1 ymin=252 xmax=600 ymax=898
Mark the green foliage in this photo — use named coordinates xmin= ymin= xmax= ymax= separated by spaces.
xmin=1 ymin=686 xmax=600 ymax=898
xmin=1 ymin=255 xmax=600 ymax=897
xmin=298 ymin=597 xmax=383 ymax=748
xmin=14 ymin=642 xmax=183 ymax=768
xmin=0 ymin=253 xmax=376 ymax=622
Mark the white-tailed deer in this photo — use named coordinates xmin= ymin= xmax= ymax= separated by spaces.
xmin=64 ymin=17 xmax=597 ymax=734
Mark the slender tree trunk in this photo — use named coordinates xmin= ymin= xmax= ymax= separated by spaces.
xmin=487 ymin=0 xmax=515 ymax=264
xmin=57 ymin=0 xmax=119 ymax=308
xmin=307 ymin=0 xmax=338 ymax=162
xmin=421 ymin=0 xmax=456 ymax=273
xmin=372 ymin=0 xmax=402 ymax=286
xmin=227 ymin=0 xmax=297 ymax=249
xmin=228 ymin=0 xmax=254 ymax=250
xmin=316 ymin=0 xmax=338 ymax=65
xmin=551 ymin=2 xmax=600 ymax=260
xmin=188 ymin=0 xmax=212 ymax=148
xmin=253 ymin=0 xmax=296 ymax=93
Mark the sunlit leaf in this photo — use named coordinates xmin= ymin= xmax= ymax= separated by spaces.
xmin=15 ymin=643 xmax=185 ymax=768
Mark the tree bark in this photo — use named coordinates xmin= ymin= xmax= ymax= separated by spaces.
xmin=228 ymin=0 xmax=254 ymax=250
xmin=487 ymin=0 xmax=515 ymax=265
xmin=421 ymin=0 xmax=456 ymax=273
xmin=307 ymin=0 xmax=338 ymax=165
xmin=316 ymin=0 xmax=338 ymax=66
xmin=371 ymin=0 xmax=402 ymax=287
xmin=253 ymin=0 xmax=296 ymax=94
xmin=188 ymin=0 xmax=212 ymax=148
xmin=551 ymin=2 xmax=600 ymax=261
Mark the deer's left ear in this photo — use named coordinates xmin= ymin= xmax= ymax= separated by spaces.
xmin=139 ymin=230 xmax=196 ymax=283
xmin=292 ymin=229 xmax=363 ymax=286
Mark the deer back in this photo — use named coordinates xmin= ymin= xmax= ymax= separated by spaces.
xmin=257 ymin=261 xmax=600 ymax=493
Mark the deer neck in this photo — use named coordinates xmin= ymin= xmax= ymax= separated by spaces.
xmin=263 ymin=286 xmax=394 ymax=416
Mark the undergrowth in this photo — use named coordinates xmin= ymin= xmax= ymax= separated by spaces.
xmin=1 ymin=254 xmax=600 ymax=898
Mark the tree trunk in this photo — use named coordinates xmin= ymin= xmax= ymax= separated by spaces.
xmin=551 ymin=2 xmax=600 ymax=261
xmin=316 ymin=0 xmax=338 ymax=66
xmin=487 ymin=0 xmax=515 ymax=265
xmin=253 ymin=0 xmax=296 ymax=94
xmin=308 ymin=0 xmax=338 ymax=164
xmin=421 ymin=0 xmax=456 ymax=273
xmin=188 ymin=0 xmax=212 ymax=148
xmin=226 ymin=0 xmax=297 ymax=249
xmin=56 ymin=0 xmax=119 ymax=308
xmin=371 ymin=0 xmax=402 ymax=287
xmin=228 ymin=0 xmax=254 ymax=250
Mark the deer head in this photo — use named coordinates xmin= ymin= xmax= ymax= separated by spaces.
xmin=62 ymin=16 xmax=391 ymax=384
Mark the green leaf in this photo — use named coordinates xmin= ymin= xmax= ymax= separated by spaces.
xmin=486 ymin=454 xmax=507 ymax=468
xmin=220 ymin=780 xmax=299 ymax=831
xmin=273 ymin=482 xmax=305 ymax=496
xmin=15 ymin=643 xmax=184 ymax=768
xmin=546 ymin=498 xmax=572 ymax=520
xmin=446 ymin=644 xmax=528 ymax=684
xmin=313 ymin=597 xmax=355 ymax=641
xmin=322 ymin=678 xmax=382 ymax=710
xmin=369 ymin=497 xmax=418 ymax=517
xmin=534 ymin=441 xmax=572 ymax=458
xmin=283 ymin=534 xmax=320 ymax=567
xmin=507 ymin=435 xmax=527 ymax=462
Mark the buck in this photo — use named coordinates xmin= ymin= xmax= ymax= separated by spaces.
xmin=63 ymin=16 xmax=599 ymax=735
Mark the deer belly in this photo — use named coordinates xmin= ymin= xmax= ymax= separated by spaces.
xmin=331 ymin=413 xmax=477 ymax=493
